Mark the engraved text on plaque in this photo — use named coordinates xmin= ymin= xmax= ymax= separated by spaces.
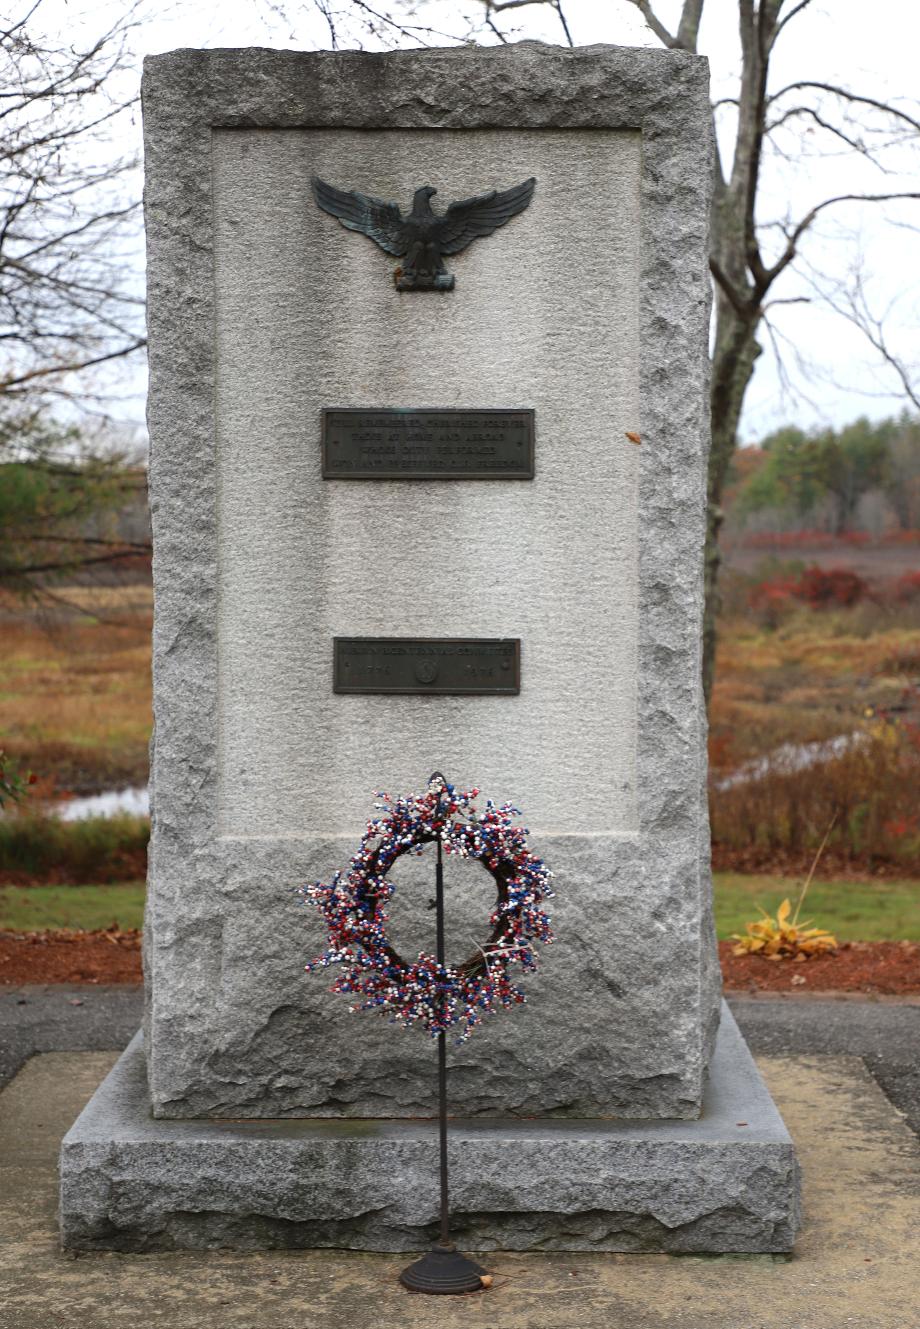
xmin=322 ymin=409 xmax=534 ymax=479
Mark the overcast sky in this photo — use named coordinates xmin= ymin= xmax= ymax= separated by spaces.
xmin=29 ymin=0 xmax=920 ymax=442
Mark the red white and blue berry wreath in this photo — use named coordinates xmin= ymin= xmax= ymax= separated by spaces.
xmin=299 ymin=775 xmax=554 ymax=1041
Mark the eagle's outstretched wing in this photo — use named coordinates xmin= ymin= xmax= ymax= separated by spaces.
xmin=436 ymin=178 xmax=536 ymax=257
xmin=312 ymin=177 xmax=408 ymax=257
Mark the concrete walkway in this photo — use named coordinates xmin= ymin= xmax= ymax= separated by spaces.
xmin=1 ymin=1041 xmax=919 ymax=1325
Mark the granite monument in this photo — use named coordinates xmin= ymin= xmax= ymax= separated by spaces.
xmin=60 ymin=42 xmax=800 ymax=1253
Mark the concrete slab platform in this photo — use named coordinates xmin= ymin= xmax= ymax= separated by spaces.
xmin=1 ymin=1048 xmax=918 ymax=1327
xmin=58 ymin=1004 xmax=799 ymax=1253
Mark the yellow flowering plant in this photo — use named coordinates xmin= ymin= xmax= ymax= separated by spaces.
xmin=732 ymin=817 xmax=838 ymax=961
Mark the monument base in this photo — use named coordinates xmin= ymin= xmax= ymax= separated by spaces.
xmin=60 ymin=1005 xmax=799 ymax=1253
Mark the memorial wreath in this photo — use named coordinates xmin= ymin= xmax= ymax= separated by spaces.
xmin=300 ymin=776 xmax=554 ymax=1041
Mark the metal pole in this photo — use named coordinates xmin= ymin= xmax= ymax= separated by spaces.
xmin=435 ymin=832 xmax=450 ymax=1246
xmin=399 ymin=773 xmax=487 ymax=1295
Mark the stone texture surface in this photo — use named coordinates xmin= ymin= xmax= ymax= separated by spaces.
xmin=142 ymin=44 xmax=718 ymax=1120
xmin=212 ymin=126 xmax=641 ymax=838
xmin=60 ymin=1005 xmax=799 ymax=1253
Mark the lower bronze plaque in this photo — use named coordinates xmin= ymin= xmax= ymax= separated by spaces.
xmin=322 ymin=409 xmax=534 ymax=479
xmin=334 ymin=638 xmax=521 ymax=695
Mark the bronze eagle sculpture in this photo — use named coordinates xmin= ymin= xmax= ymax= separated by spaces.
xmin=311 ymin=176 xmax=536 ymax=291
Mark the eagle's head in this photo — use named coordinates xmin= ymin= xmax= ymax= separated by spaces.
xmin=411 ymin=185 xmax=437 ymax=213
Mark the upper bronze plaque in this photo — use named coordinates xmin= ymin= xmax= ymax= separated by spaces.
xmin=322 ymin=409 xmax=535 ymax=480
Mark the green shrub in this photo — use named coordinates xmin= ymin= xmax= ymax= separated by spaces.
xmin=0 ymin=812 xmax=148 ymax=882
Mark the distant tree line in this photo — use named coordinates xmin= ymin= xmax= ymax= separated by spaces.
xmin=0 ymin=415 xmax=148 ymax=599
xmin=726 ymin=414 xmax=920 ymax=538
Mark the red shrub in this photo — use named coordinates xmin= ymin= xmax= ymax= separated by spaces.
xmin=747 ymin=564 xmax=868 ymax=618
xmin=892 ymin=571 xmax=920 ymax=603
xmin=795 ymin=566 xmax=867 ymax=608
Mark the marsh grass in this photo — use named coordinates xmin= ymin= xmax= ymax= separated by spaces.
xmin=709 ymin=607 xmax=920 ymax=868
xmin=0 ymin=586 xmax=151 ymax=792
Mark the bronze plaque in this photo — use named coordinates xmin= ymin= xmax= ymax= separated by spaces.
xmin=334 ymin=637 xmax=521 ymax=695
xmin=322 ymin=409 xmax=534 ymax=479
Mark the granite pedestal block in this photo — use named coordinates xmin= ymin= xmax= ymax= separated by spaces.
xmin=60 ymin=1005 xmax=800 ymax=1253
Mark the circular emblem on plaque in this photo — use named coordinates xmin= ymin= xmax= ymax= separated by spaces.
xmin=300 ymin=777 xmax=555 ymax=1041
xmin=414 ymin=658 xmax=438 ymax=685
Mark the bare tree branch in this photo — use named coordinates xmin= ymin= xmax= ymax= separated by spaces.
xmin=0 ymin=4 xmax=145 ymax=415
xmin=1 ymin=340 xmax=147 ymax=393
xmin=0 ymin=549 xmax=147 ymax=580
xmin=554 ymin=0 xmax=574 ymax=46
xmin=830 ymin=273 xmax=920 ymax=412
xmin=487 ymin=0 xmax=554 ymax=11
xmin=624 ymin=0 xmax=678 ymax=49
xmin=709 ymin=257 xmax=749 ymax=318
xmin=676 ymin=0 xmax=705 ymax=51
xmin=767 ymin=192 xmax=920 ymax=287
xmin=767 ymin=106 xmax=887 ymax=164
xmin=774 ymin=0 xmax=815 ymax=40
xmin=769 ymin=81 xmax=920 ymax=137
xmin=312 ymin=0 xmax=339 ymax=48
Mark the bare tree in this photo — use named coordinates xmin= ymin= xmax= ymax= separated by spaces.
xmin=678 ymin=0 xmax=920 ymax=698
xmin=0 ymin=2 xmax=146 ymax=418
xmin=0 ymin=4 xmax=149 ymax=597
xmin=297 ymin=0 xmax=920 ymax=701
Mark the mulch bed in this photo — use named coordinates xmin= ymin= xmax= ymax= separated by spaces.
xmin=718 ymin=939 xmax=920 ymax=996
xmin=2 ymin=928 xmax=919 ymax=994
xmin=0 ymin=928 xmax=142 ymax=985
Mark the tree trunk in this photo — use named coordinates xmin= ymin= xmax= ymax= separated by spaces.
xmin=702 ymin=295 xmax=761 ymax=705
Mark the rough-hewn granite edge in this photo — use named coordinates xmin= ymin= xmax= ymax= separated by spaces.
xmin=60 ymin=1005 xmax=798 ymax=1253
xmin=141 ymin=44 xmax=718 ymax=1117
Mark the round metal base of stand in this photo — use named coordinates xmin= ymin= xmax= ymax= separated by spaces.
xmin=399 ymin=1243 xmax=488 ymax=1294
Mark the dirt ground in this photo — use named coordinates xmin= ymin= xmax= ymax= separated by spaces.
xmin=2 ymin=928 xmax=919 ymax=994
xmin=0 ymin=928 xmax=142 ymax=985
xmin=718 ymin=939 xmax=920 ymax=994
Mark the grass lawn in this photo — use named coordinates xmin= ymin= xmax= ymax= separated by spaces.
xmin=714 ymin=873 xmax=920 ymax=942
xmin=2 ymin=875 xmax=918 ymax=941
xmin=0 ymin=882 xmax=146 ymax=931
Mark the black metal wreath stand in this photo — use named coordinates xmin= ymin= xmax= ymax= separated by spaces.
xmin=399 ymin=773 xmax=488 ymax=1296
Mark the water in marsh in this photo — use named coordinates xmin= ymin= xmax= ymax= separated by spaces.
xmin=53 ymin=786 xmax=150 ymax=820
xmin=713 ymin=733 xmax=864 ymax=791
